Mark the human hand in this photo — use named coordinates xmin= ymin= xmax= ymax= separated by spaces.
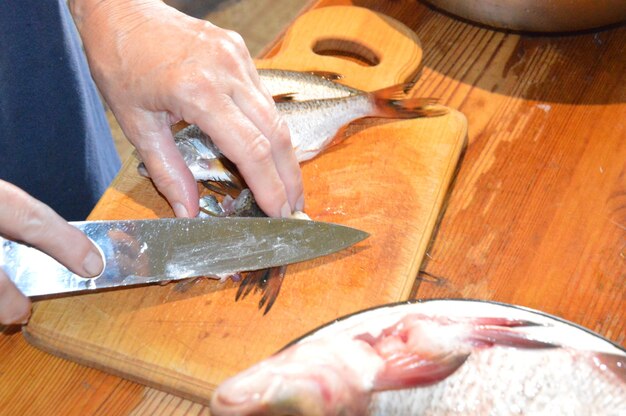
xmin=69 ymin=0 xmax=304 ymax=218
xmin=0 ymin=180 xmax=104 ymax=325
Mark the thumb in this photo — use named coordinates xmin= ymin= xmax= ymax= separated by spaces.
xmin=0 ymin=269 xmax=30 ymax=325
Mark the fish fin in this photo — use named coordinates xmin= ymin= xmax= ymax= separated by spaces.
xmin=273 ymin=93 xmax=297 ymax=102
xmin=196 ymin=159 xmax=243 ymax=189
xmin=370 ymin=84 xmax=448 ymax=119
xmin=466 ymin=317 xmax=542 ymax=328
xmin=236 ymin=269 xmax=268 ymax=301
xmin=259 ymin=265 xmax=287 ymax=315
xmin=467 ymin=324 xmax=558 ymax=349
xmin=308 ymin=70 xmax=344 ymax=81
xmin=593 ymin=353 xmax=626 ymax=383
xmin=235 ymin=266 xmax=286 ymax=315
xmin=201 ymin=181 xmax=230 ymax=196
xmin=372 ymin=351 xmax=470 ymax=391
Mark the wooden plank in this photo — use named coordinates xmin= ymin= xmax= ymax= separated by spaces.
xmin=23 ymin=5 xmax=467 ymax=405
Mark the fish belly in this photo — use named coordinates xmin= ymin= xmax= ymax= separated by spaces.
xmin=368 ymin=348 xmax=626 ymax=416
xmin=280 ymin=96 xmax=373 ymax=162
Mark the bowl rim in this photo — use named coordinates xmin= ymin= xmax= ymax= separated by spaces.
xmin=282 ymin=298 xmax=626 ymax=354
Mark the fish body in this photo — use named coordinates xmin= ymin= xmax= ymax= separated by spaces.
xmin=276 ymin=86 xmax=439 ymax=161
xmin=143 ymin=87 xmax=442 ymax=179
xmin=258 ymin=69 xmax=359 ymax=100
xmin=138 ymin=70 xmax=443 ymax=179
xmin=210 ymin=301 xmax=626 ymax=416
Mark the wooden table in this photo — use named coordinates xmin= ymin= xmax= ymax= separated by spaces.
xmin=1 ymin=0 xmax=624 ymax=413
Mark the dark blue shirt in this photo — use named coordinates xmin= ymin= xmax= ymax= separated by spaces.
xmin=0 ymin=0 xmax=121 ymax=220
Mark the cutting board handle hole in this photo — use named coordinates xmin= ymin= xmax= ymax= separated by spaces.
xmin=312 ymin=38 xmax=380 ymax=67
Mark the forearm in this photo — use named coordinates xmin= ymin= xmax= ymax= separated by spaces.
xmin=68 ymin=0 xmax=158 ymax=30
xmin=67 ymin=0 xmax=168 ymax=85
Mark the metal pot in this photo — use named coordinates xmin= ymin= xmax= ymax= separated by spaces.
xmin=422 ymin=0 xmax=626 ymax=32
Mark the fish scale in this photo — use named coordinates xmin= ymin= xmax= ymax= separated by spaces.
xmin=258 ymin=69 xmax=359 ymax=100
xmin=369 ymin=348 xmax=625 ymax=415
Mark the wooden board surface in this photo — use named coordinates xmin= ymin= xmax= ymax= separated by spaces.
xmin=23 ymin=6 xmax=467 ymax=404
xmin=2 ymin=1 xmax=623 ymax=414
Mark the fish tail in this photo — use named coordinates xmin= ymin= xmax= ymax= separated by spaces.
xmin=370 ymin=84 xmax=448 ymax=119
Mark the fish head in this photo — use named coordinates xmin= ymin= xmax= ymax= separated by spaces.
xmin=210 ymin=340 xmax=375 ymax=416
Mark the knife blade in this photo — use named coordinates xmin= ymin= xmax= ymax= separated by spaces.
xmin=0 ymin=218 xmax=368 ymax=297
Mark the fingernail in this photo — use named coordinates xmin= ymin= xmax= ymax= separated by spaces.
xmin=280 ymin=202 xmax=291 ymax=218
xmin=173 ymin=202 xmax=189 ymax=218
xmin=295 ymin=194 xmax=305 ymax=212
xmin=83 ymin=249 xmax=104 ymax=277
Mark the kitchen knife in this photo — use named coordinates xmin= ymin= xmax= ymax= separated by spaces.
xmin=0 ymin=218 xmax=368 ymax=297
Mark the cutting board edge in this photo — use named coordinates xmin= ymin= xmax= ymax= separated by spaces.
xmin=22 ymin=324 xmax=217 ymax=406
xmin=396 ymin=109 xmax=468 ymax=300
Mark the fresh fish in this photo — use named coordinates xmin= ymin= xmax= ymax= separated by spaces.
xmin=210 ymin=300 xmax=626 ymax=416
xmin=139 ymin=70 xmax=444 ymax=177
xmin=276 ymin=84 xmax=443 ymax=161
xmin=258 ymin=69 xmax=359 ymax=100
xmin=138 ymin=73 xmax=445 ymax=178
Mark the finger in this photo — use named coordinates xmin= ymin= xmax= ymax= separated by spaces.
xmin=0 ymin=270 xmax=30 ymax=325
xmin=0 ymin=180 xmax=103 ymax=278
xmin=192 ymin=100 xmax=291 ymax=217
xmin=125 ymin=117 xmax=199 ymax=218
xmin=233 ymin=86 xmax=304 ymax=211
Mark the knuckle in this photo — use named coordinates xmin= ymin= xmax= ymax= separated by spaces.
xmin=269 ymin=117 xmax=293 ymax=150
xmin=150 ymin=169 xmax=179 ymax=191
xmin=244 ymin=134 xmax=273 ymax=164
xmin=13 ymin=199 xmax=52 ymax=245
xmin=212 ymin=30 xmax=250 ymax=65
xmin=224 ymin=30 xmax=247 ymax=50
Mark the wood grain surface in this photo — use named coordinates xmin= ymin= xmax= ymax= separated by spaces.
xmin=1 ymin=0 xmax=624 ymax=414
xmin=22 ymin=5 xmax=467 ymax=406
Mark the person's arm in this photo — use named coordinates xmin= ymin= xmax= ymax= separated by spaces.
xmin=68 ymin=0 xmax=304 ymax=218
xmin=0 ymin=181 xmax=104 ymax=325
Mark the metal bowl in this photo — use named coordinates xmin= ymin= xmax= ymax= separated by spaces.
xmin=422 ymin=0 xmax=626 ymax=32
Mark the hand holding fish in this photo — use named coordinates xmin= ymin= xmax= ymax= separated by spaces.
xmin=0 ymin=180 xmax=104 ymax=325
xmin=68 ymin=0 xmax=304 ymax=218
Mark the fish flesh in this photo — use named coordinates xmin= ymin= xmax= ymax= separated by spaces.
xmin=210 ymin=300 xmax=626 ymax=416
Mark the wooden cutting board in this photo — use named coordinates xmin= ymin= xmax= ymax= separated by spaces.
xmin=23 ymin=6 xmax=467 ymax=404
